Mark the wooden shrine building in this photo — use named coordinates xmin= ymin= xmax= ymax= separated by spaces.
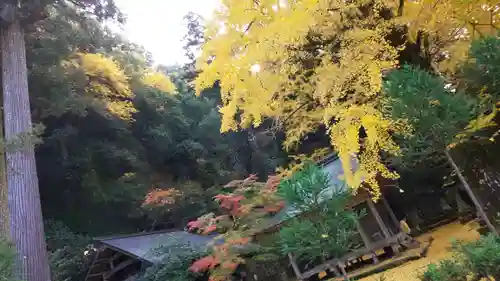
xmin=84 ymin=230 xmax=214 ymax=281
xmin=83 ymin=154 xmax=417 ymax=281
xmin=255 ymin=154 xmax=416 ymax=280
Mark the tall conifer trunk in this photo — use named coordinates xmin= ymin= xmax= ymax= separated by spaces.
xmin=1 ymin=20 xmax=51 ymax=281
xmin=0 ymin=41 xmax=10 ymax=240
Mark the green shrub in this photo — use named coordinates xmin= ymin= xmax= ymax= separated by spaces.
xmin=45 ymin=220 xmax=92 ymax=281
xmin=0 ymin=238 xmax=16 ymax=281
xmin=421 ymin=260 xmax=468 ymax=281
xmin=420 ymin=234 xmax=500 ymax=281
xmin=455 ymin=234 xmax=500 ymax=279
xmin=137 ymin=242 xmax=204 ymax=281
xmin=277 ymin=163 xmax=362 ymax=263
xmin=463 ymin=35 xmax=500 ymax=97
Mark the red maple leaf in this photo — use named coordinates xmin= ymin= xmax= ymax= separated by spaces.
xmin=230 ymin=202 xmax=243 ymax=216
xmin=203 ymin=224 xmax=217 ymax=234
xmin=187 ymin=220 xmax=201 ymax=231
xmin=242 ymin=174 xmax=258 ymax=184
xmin=189 ymin=256 xmax=218 ymax=272
xmin=214 ymin=194 xmax=245 ymax=216
xmin=265 ymin=175 xmax=281 ymax=192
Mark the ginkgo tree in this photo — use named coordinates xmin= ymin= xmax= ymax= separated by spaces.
xmin=195 ymin=0 xmax=500 ymax=198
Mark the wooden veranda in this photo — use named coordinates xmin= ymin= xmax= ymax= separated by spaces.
xmin=252 ymin=154 xmax=419 ymax=281
xmin=286 ymin=188 xmax=416 ymax=280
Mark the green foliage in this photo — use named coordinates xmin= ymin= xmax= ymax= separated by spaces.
xmin=138 ymin=242 xmax=204 ymax=281
xmin=278 ymin=162 xmax=334 ymax=211
xmin=277 ymin=205 xmax=359 ymax=262
xmin=463 ymin=35 xmax=500 ymax=98
xmin=24 ymin=4 xmax=285 ymax=235
xmin=45 ymin=221 xmax=92 ymax=281
xmin=277 ymin=163 xmax=360 ymax=262
xmin=382 ymin=65 xmax=483 ymax=169
xmin=420 ymin=234 xmax=500 ymax=281
xmin=0 ymin=239 xmax=16 ymax=281
xmin=421 ymin=259 xmax=468 ymax=281
xmin=455 ymin=234 xmax=500 ymax=279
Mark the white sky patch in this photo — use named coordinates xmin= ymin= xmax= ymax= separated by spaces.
xmin=114 ymin=0 xmax=220 ymax=66
xmin=250 ymin=64 xmax=261 ymax=73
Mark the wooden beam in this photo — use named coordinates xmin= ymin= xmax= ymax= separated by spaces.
xmin=338 ymin=262 xmax=349 ymax=281
xmin=355 ymin=216 xmax=379 ymax=264
xmin=108 ymin=252 xmax=123 ymax=269
xmin=381 ymin=194 xmax=400 ymax=232
xmin=87 ymin=273 xmax=105 ymax=278
xmin=111 ymin=252 xmax=122 ymax=261
xmin=84 ymin=249 xmax=103 ymax=281
xmin=367 ymin=198 xmax=391 ymax=239
xmin=288 ymin=253 xmax=303 ymax=280
xmin=445 ymin=149 xmax=498 ymax=235
xmin=300 ymin=234 xmax=404 ymax=279
xmin=104 ymin=259 xmax=135 ymax=280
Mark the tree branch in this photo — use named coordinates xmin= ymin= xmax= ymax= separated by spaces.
xmin=397 ymin=0 xmax=404 ymax=16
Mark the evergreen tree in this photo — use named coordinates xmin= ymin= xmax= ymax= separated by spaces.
xmin=277 ymin=163 xmax=360 ymax=263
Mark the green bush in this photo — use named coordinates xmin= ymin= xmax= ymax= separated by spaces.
xmin=420 ymin=234 xmax=500 ymax=281
xmin=277 ymin=163 xmax=362 ymax=263
xmin=455 ymin=234 xmax=500 ymax=279
xmin=463 ymin=35 xmax=500 ymax=98
xmin=45 ymin=220 xmax=92 ymax=281
xmin=137 ymin=242 xmax=204 ymax=281
xmin=420 ymin=260 xmax=468 ymax=281
xmin=0 ymin=238 xmax=16 ymax=281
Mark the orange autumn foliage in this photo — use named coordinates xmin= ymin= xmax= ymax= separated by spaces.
xmin=186 ymin=174 xmax=284 ymax=281
xmin=142 ymin=188 xmax=181 ymax=206
xmin=189 ymin=256 xmax=219 ymax=272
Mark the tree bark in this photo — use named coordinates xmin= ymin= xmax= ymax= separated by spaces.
xmin=0 ymin=139 xmax=9 ymax=239
xmin=0 ymin=51 xmax=10 ymax=239
xmin=1 ymin=20 xmax=51 ymax=281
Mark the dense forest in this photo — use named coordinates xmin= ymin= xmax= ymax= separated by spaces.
xmin=28 ymin=7 xmax=288 ymax=235
xmin=1 ymin=1 xmax=500 ymax=281
xmin=2 ymin=3 xmax=293 ymax=281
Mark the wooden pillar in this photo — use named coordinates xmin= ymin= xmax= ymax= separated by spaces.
xmin=368 ymin=197 xmax=401 ymax=254
xmin=445 ymin=149 xmax=498 ymax=235
xmin=288 ymin=253 xmax=303 ymax=280
xmin=367 ymin=198 xmax=391 ymax=239
xmin=381 ymin=195 xmax=400 ymax=232
xmin=337 ymin=262 xmax=349 ymax=281
xmin=355 ymin=217 xmax=379 ymax=263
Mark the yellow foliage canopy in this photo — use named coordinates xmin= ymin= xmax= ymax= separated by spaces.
xmin=141 ymin=71 xmax=177 ymax=94
xmin=195 ymin=0 xmax=499 ymax=196
xmin=63 ymin=52 xmax=137 ymax=121
xmin=400 ymin=0 xmax=500 ymax=74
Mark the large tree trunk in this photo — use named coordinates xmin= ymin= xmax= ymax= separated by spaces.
xmin=0 ymin=41 xmax=10 ymax=239
xmin=1 ymin=20 xmax=51 ymax=281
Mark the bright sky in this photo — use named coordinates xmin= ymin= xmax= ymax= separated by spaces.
xmin=114 ymin=0 xmax=220 ymax=66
